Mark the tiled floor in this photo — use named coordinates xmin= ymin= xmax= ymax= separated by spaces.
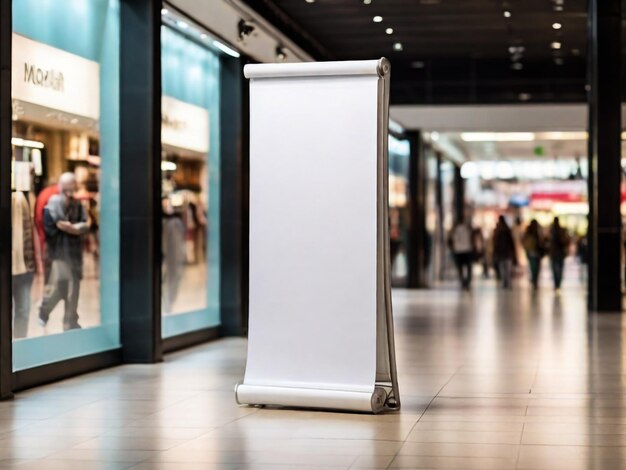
xmin=4 ymin=278 xmax=626 ymax=469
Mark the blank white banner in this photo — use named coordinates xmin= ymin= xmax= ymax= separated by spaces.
xmin=236 ymin=59 xmax=400 ymax=413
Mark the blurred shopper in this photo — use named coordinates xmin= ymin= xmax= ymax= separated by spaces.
xmin=511 ymin=216 xmax=526 ymax=274
xmin=549 ymin=217 xmax=570 ymax=291
xmin=522 ymin=219 xmax=545 ymax=290
xmin=34 ymin=183 xmax=60 ymax=280
xmin=493 ymin=215 xmax=516 ymax=289
xmin=449 ymin=216 xmax=474 ymax=291
xmin=482 ymin=229 xmax=494 ymax=278
xmin=38 ymin=173 xmax=89 ymax=330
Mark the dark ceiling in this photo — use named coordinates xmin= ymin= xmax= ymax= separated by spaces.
xmin=243 ymin=0 xmax=594 ymax=105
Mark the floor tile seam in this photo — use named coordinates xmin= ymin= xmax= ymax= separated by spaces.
xmin=514 ymin=422 xmax=525 ymax=469
xmin=386 ymin=368 xmax=464 ymax=470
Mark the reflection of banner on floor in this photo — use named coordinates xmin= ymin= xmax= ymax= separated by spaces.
xmin=235 ymin=59 xmax=400 ymax=413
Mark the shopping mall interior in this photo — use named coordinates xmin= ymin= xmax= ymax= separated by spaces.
xmin=1 ymin=0 xmax=626 ymax=468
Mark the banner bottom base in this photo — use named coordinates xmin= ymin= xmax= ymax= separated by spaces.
xmin=235 ymin=383 xmax=391 ymax=413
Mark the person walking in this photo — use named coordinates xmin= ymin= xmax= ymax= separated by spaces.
xmin=511 ymin=216 xmax=526 ymax=274
xmin=549 ymin=217 xmax=570 ymax=291
xmin=449 ymin=216 xmax=474 ymax=291
xmin=493 ymin=215 xmax=516 ymax=289
xmin=522 ymin=219 xmax=545 ymax=290
xmin=38 ymin=173 xmax=89 ymax=330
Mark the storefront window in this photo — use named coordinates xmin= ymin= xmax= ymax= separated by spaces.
xmin=388 ymin=135 xmax=410 ymax=285
xmin=160 ymin=23 xmax=221 ymax=337
xmin=11 ymin=0 xmax=120 ymax=370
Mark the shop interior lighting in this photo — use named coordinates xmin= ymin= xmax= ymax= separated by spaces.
xmin=460 ymin=161 xmax=478 ymax=179
xmin=363 ymin=0 xmax=372 ymax=4
xmin=503 ymin=11 xmax=511 ymax=18
xmin=393 ymin=42 xmax=403 ymax=51
xmin=386 ymin=28 xmax=394 ymax=35
xmin=305 ymin=0 xmax=315 ymax=3
xmin=552 ymin=22 xmax=562 ymax=30
xmin=373 ymin=16 xmax=383 ymax=23
xmin=551 ymin=41 xmax=562 ymax=49
xmin=461 ymin=131 xmax=590 ymax=142
xmin=161 ymin=161 xmax=177 ymax=172
xmin=430 ymin=131 xmax=440 ymax=142
xmin=213 ymin=40 xmax=241 ymax=58
xmin=161 ymin=8 xmax=168 ymax=15
xmin=461 ymin=132 xmax=535 ymax=142
xmin=11 ymin=138 xmax=44 ymax=149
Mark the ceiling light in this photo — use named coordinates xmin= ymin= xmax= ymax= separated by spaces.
xmin=393 ymin=42 xmax=403 ymax=51
xmin=551 ymin=41 xmax=562 ymax=50
xmin=161 ymin=8 xmax=168 ymax=15
xmin=554 ymin=5 xmax=563 ymax=11
xmin=411 ymin=61 xmax=425 ymax=69
xmin=385 ymin=28 xmax=394 ymax=34
xmin=213 ymin=40 xmax=241 ymax=58
xmin=460 ymin=161 xmax=478 ymax=179
xmin=571 ymin=48 xmax=580 ymax=56
xmin=363 ymin=0 xmax=372 ymax=3
xmin=518 ymin=93 xmax=531 ymax=101
xmin=177 ymin=21 xmax=188 ymax=29
xmin=552 ymin=22 xmax=562 ymax=30
xmin=511 ymin=62 xmax=523 ymax=70
xmin=373 ymin=15 xmax=383 ymax=22
xmin=305 ymin=0 xmax=315 ymax=3
xmin=537 ymin=132 xmax=588 ymax=141
xmin=554 ymin=57 xmax=564 ymax=65
xmin=461 ymin=132 xmax=535 ymax=142
xmin=503 ymin=10 xmax=511 ymax=18
xmin=430 ymin=131 xmax=440 ymax=142
xmin=200 ymin=33 xmax=207 ymax=40
xmin=11 ymin=138 xmax=45 ymax=149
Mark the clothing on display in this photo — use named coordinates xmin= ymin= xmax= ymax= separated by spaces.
xmin=12 ymin=191 xmax=36 ymax=338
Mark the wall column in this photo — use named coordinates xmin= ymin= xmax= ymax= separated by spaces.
xmin=406 ymin=131 xmax=428 ymax=288
xmin=587 ymin=0 xmax=622 ymax=312
xmin=220 ymin=57 xmax=249 ymax=336
xmin=0 ymin=0 xmax=14 ymax=398
xmin=119 ymin=0 xmax=163 ymax=361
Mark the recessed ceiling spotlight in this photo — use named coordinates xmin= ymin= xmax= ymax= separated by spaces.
xmin=503 ymin=10 xmax=512 ymax=18
xmin=373 ymin=15 xmax=383 ymax=22
xmin=511 ymin=62 xmax=523 ymax=70
xmin=518 ymin=92 xmax=531 ymax=101
xmin=385 ymin=28 xmax=394 ymax=34
xmin=554 ymin=5 xmax=564 ymax=11
xmin=161 ymin=8 xmax=168 ymax=15
xmin=551 ymin=41 xmax=562 ymax=49
xmin=552 ymin=22 xmax=562 ymax=30
xmin=305 ymin=0 xmax=315 ymax=3
xmin=555 ymin=57 xmax=564 ymax=65
xmin=363 ymin=0 xmax=372 ymax=4
xmin=177 ymin=21 xmax=188 ymax=29
xmin=393 ymin=42 xmax=403 ymax=51
xmin=571 ymin=48 xmax=581 ymax=56
xmin=411 ymin=60 xmax=425 ymax=69
xmin=276 ymin=46 xmax=287 ymax=61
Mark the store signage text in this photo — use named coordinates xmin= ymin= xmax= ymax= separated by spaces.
xmin=23 ymin=63 xmax=64 ymax=92
xmin=12 ymin=33 xmax=100 ymax=120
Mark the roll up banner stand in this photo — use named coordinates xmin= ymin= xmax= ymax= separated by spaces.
xmin=235 ymin=59 xmax=400 ymax=413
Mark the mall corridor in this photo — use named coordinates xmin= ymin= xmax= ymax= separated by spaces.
xmin=0 ymin=283 xmax=619 ymax=469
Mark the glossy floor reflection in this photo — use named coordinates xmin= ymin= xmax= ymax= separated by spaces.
xmin=4 ymin=281 xmax=626 ymax=469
